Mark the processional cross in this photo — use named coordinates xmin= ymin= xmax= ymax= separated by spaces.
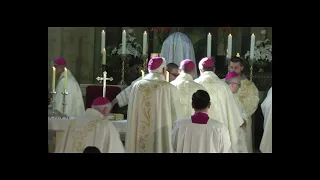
xmin=96 ymin=71 xmax=113 ymax=97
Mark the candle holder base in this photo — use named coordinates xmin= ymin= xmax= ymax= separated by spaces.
xmin=50 ymin=89 xmax=57 ymax=117
xmin=61 ymin=89 xmax=69 ymax=117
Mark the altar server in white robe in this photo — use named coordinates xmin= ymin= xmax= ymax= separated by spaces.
xmin=260 ymin=87 xmax=272 ymax=153
xmin=61 ymin=97 xmax=125 ymax=153
xmin=126 ymin=57 xmax=182 ymax=153
xmin=52 ymin=57 xmax=85 ymax=152
xmin=53 ymin=57 xmax=85 ymax=117
xmin=194 ymin=57 xmax=243 ymax=152
xmin=225 ymin=72 xmax=248 ymax=153
xmin=172 ymin=90 xmax=231 ymax=153
xmin=160 ymin=32 xmax=197 ymax=77
xmin=171 ymin=59 xmax=205 ymax=117
xmin=113 ymin=62 xmax=179 ymax=107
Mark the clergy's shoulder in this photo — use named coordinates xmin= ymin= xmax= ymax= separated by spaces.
xmin=174 ymin=116 xmax=192 ymax=124
xmin=241 ymin=79 xmax=258 ymax=89
xmin=207 ymin=118 xmax=226 ymax=129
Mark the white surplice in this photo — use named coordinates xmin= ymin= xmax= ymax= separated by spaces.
xmin=170 ymin=72 xmax=206 ymax=117
xmin=116 ymin=76 xmax=142 ymax=107
xmin=260 ymin=87 xmax=272 ymax=153
xmin=61 ymin=108 xmax=125 ymax=153
xmin=54 ymin=70 xmax=85 ymax=117
xmin=160 ymin=32 xmax=197 ymax=77
xmin=126 ymin=73 xmax=182 ymax=153
xmin=172 ymin=116 xmax=231 ymax=153
xmin=195 ymin=71 xmax=243 ymax=152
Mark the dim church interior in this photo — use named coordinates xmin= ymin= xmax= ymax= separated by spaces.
xmin=48 ymin=27 xmax=272 ymax=152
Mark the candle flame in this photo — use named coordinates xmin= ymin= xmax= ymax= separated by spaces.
xmin=102 ymin=30 xmax=105 ymax=33
xmin=208 ymin=32 xmax=211 ymax=35
xmin=229 ymin=34 xmax=232 ymax=36
xmin=64 ymin=67 xmax=67 ymax=71
xmin=252 ymin=33 xmax=255 ymax=36
xmin=144 ymin=31 xmax=147 ymax=34
xmin=52 ymin=66 xmax=55 ymax=70
xmin=236 ymin=53 xmax=240 ymax=57
xmin=141 ymin=70 xmax=144 ymax=73
xmin=123 ymin=30 xmax=126 ymax=33
xmin=103 ymin=48 xmax=106 ymax=51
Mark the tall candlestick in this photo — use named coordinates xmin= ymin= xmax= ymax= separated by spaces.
xmin=166 ymin=71 xmax=169 ymax=82
xmin=52 ymin=67 xmax=56 ymax=89
xmin=141 ymin=70 xmax=145 ymax=78
xmin=102 ymin=48 xmax=106 ymax=65
xmin=64 ymin=68 xmax=68 ymax=89
xmin=207 ymin=33 xmax=212 ymax=57
xmin=143 ymin=31 xmax=148 ymax=55
xmin=227 ymin=34 xmax=232 ymax=58
xmin=101 ymin=30 xmax=105 ymax=54
xmin=122 ymin=30 xmax=127 ymax=54
xmin=250 ymin=33 xmax=255 ymax=59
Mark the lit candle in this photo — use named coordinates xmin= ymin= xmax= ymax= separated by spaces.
xmin=236 ymin=53 xmax=240 ymax=57
xmin=227 ymin=34 xmax=232 ymax=58
xmin=64 ymin=68 xmax=68 ymax=89
xmin=52 ymin=67 xmax=56 ymax=89
xmin=122 ymin=30 xmax=126 ymax=54
xmin=102 ymin=48 xmax=106 ymax=65
xmin=141 ymin=70 xmax=145 ymax=78
xmin=166 ymin=71 xmax=169 ymax=82
xmin=250 ymin=33 xmax=255 ymax=59
xmin=207 ymin=33 xmax=212 ymax=57
xmin=101 ymin=30 xmax=105 ymax=54
xmin=143 ymin=31 xmax=148 ymax=55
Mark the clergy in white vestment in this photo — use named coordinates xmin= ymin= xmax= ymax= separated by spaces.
xmin=52 ymin=57 xmax=85 ymax=152
xmin=172 ymin=90 xmax=231 ymax=153
xmin=194 ymin=57 xmax=243 ymax=152
xmin=260 ymin=87 xmax=272 ymax=153
xmin=160 ymin=32 xmax=198 ymax=77
xmin=225 ymin=72 xmax=248 ymax=153
xmin=222 ymin=57 xmax=260 ymax=152
xmin=171 ymin=59 xmax=206 ymax=117
xmin=61 ymin=97 xmax=125 ymax=153
xmin=125 ymin=57 xmax=182 ymax=153
xmin=53 ymin=57 xmax=85 ymax=117
xmin=113 ymin=62 xmax=179 ymax=107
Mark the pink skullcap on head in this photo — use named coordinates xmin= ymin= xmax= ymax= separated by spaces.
xmin=53 ymin=57 xmax=67 ymax=66
xmin=199 ymin=57 xmax=214 ymax=70
xmin=180 ymin=59 xmax=195 ymax=71
xmin=225 ymin=72 xmax=239 ymax=81
xmin=92 ymin=97 xmax=110 ymax=106
xmin=148 ymin=57 xmax=164 ymax=70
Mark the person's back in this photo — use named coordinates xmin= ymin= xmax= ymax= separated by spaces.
xmin=61 ymin=97 xmax=125 ymax=153
xmin=171 ymin=90 xmax=231 ymax=153
xmin=260 ymin=87 xmax=272 ymax=153
xmin=126 ymin=57 xmax=181 ymax=153
xmin=171 ymin=59 xmax=205 ymax=117
xmin=194 ymin=57 xmax=243 ymax=152
xmin=53 ymin=57 xmax=85 ymax=117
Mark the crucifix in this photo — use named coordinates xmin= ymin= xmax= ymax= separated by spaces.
xmin=96 ymin=71 xmax=113 ymax=97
